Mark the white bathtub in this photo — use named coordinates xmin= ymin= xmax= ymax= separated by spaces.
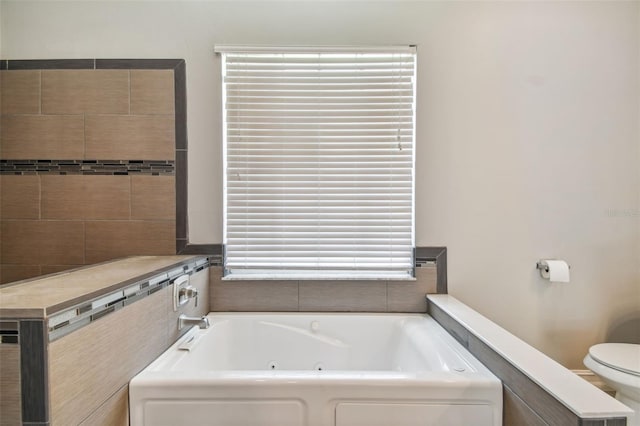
xmin=130 ymin=313 xmax=502 ymax=426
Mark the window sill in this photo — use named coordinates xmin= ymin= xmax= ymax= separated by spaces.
xmin=222 ymin=271 xmax=416 ymax=281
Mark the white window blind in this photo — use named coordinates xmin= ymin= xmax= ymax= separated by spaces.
xmin=218 ymin=46 xmax=416 ymax=280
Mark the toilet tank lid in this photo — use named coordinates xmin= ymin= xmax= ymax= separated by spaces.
xmin=589 ymin=343 xmax=640 ymax=376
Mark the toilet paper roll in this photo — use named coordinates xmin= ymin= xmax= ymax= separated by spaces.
xmin=540 ymin=260 xmax=570 ymax=283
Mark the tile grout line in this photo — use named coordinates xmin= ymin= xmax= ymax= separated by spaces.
xmin=82 ymin=219 xmax=87 ymax=266
xmin=37 ymin=70 xmax=44 ymax=225
xmin=38 ymin=174 xmax=42 ymax=221
xmin=83 ymin=114 xmax=87 ymax=160
xmin=385 ymin=280 xmax=389 ymax=312
xmin=39 ymin=70 xmax=42 ymax=115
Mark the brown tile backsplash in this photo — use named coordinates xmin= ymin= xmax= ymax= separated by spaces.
xmin=387 ymin=266 xmax=437 ymax=312
xmin=85 ymin=115 xmax=175 ymax=160
xmin=300 ymin=280 xmax=388 ymax=312
xmin=85 ymin=221 xmax=175 ymax=264
xmin=131 ymin=175 xmax=175 ymax=220
xmin=0 ymin=70 xmax=40 ymax=114
xmin=209 ymin=265 xmax=439 ymax=313
xmin=0 ymin=115 xmax=85 ymax=159
xmin=1 ymin=220 xmax=85 ymax=265
xmin=0 ymin=175 xmax=40 ymax=219
xmin=0 ymin=264 xmax=42 ymax=285
xmin=80 ymin=176 xmax=131 ymax=220
xmin=130 ymin=70 xmax=175 ymax=115
xmin=42 ymin=70 xmax=129 ymax=115
xmin=0 ymin=64 xmax=179 ymax=283
xmin=43 ymin=220 xmax=86 ymax=265
xmin=41 ymin=175 xmax=130 ymax=220
xmin=210 ymin=268 xmax=300 ymax=311
xmin=40 ymin=265 xmax=83 ymax=276
xmin=1 ymin=173 xmax=177 ymax=282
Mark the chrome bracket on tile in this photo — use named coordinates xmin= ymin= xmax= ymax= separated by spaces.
xmin=173 ymin=274 xmax=198 ymax=311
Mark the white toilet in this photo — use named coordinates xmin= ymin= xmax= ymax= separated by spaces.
xmin=584 ymin=343 xmax=640 ymax=426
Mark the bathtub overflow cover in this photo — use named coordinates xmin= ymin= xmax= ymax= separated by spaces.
xmin=310 ymin=321 xmax=320 ymax=332
xmin=268 ymin=361 xmax=278 ymax=370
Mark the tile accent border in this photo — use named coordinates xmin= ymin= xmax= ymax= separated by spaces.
xmin=1 ymin=58 xmax=189 ymax=257
xmin=47 ymin=257 xmax=210 ymax=341
xmin=4 ymin=59 xmax=95 ymax=70
xmin=427 ymin=299 xmax=628 ymax=426
xmin=0 ymin=159 xmax=174 ymax=176
xmin=0 ymin=321 xmax=19 ymax=344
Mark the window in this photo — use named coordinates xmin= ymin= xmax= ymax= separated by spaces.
xmin=217 ymin=46 xmax=416 ymax=280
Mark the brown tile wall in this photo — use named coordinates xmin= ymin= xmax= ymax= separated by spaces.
xmin=85 ymin=221 xmax=176 ymax=264
xmin=41 ymin=70 xmax=130 ymax=115
xmin=85 ymin=115 xmax=175 ymax=160
xmin=1 ymin=115 xmax=85 ymax=159
xmin=0 ymin=69 xmax=177 ymax=284
xmin=0 ymin=70 xmax=40 ymax=114
xmin=130 ymin=70 xmax=175 ymax=115
xmin=131 ymin=175 xmax=176 ymax=220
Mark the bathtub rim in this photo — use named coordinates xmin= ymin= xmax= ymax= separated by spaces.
xmin=138 ymin=311 xmax=502 ymax=379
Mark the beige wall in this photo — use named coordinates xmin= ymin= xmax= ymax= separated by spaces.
xmin=1 ymin=0 xmax=638 ymax=368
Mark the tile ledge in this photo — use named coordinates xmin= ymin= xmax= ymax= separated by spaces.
xmin=0 ymin=256 xmax=202 ymax=319
xmin=427 ymin=294 xmax=633 ymax=420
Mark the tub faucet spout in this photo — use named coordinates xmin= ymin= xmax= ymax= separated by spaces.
xmin=178 ymin=314 xmax=210 ymax=330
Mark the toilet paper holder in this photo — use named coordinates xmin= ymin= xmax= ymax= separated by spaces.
xmin=535 ymin=261 xmax=571 ymax=273
xmin=536 ymin=262 xmax=550 ymax=273
xmin=536 ymin=260 xmax=571 ymax=284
